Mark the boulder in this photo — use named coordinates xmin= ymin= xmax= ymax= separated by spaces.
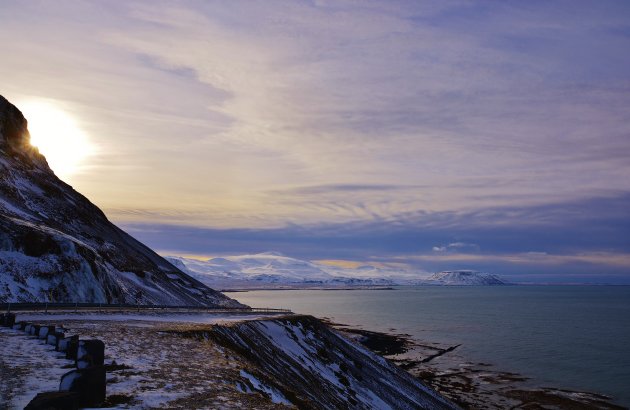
xmin=24 ymin=391 xmax=80 ymax=410
xmin=59 ymin=367 xmax=106 ymax=407
xmin=76 ymin=339 xmax=105 ymax=369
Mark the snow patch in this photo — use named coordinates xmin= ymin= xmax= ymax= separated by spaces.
xmin=239 ymin=370 xmax=292 ymax=405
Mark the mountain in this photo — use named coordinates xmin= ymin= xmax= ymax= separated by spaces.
xmin=426 ymin=270 xmax=507 ymax=285
xmin=167 ymin=253 xmax=510 ymax=288
xmin=167 ymin=252 xmax=424 ymax=288
xmin=166 ymin=253 xmax=411 ymax=288
xmin=0 ymin=95 xmax=242 ymax=307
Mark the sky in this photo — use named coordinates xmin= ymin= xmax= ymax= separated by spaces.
xmin=1 ymin=0 xmax=630 ymax=283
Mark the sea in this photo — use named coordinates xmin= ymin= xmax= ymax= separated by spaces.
xmin=226 ymin=286 xmax=630 ymax=407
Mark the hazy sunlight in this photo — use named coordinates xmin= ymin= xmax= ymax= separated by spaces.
xmin=20 ymin=100 xmax=94 ymax=179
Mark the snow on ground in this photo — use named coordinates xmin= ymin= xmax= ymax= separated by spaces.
xmin=0 ymin=313 xmax=293 ymax=409
xmin=0 ymin=327 xmax=74 ymax=409
xmin=239 ymin=370 xmax=291 ymax=406
xmin=1 ymin=312 xmax=459 ymax=409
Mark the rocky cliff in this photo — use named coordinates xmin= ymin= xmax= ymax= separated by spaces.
xmin=0 ymin=95 xmax=242 ymax=307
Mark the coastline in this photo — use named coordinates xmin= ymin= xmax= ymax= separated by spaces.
xmin=326 ymin=320 xmax=625 ymax=409
xmin=219 ymin=286 xmax=397 ymax=292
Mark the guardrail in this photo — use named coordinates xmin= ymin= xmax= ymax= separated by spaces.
xmin=1 ymin=302 xmax=292 ymax=314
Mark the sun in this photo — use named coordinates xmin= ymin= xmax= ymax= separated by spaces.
xmin=19 ymin=100 xmax=94 ymax=179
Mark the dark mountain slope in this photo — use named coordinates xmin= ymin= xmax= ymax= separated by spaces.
xmin=0 ymin=95 xmax=242 ymax=307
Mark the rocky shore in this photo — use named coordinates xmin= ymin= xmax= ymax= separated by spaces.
xmin=332 ymin=322 xmax=625 ymax=409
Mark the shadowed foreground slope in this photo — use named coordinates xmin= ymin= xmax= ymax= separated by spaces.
xmin=1 ymin=313 xmax=457 ymax=409
xmin=205 ymin=315 xmax=457 ymax=409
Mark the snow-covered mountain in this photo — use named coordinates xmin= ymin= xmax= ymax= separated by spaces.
xmin=427 ymin=270 xmax=507 ymax=285
xmin=165 ymin=252 xmax=418 ymax=288
xmin=166 ymin=253 xmax=510 ymax=288
xmin=0 ymin=95 xmax=242 ymax=307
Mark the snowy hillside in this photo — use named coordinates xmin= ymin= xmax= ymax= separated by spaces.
xmin=166 ymin=253 xmax=509 ymax=288
xmin=0 ymin=95 xmax=242 ymax=307
xmin=427 ymin=270 xmax=507 ymax=285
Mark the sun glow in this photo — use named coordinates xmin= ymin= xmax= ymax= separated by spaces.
xmin=20 ymin=100 xmax=94 ymax=179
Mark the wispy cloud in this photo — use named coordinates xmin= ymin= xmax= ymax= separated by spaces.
xmin=2 ymin=1 xmax=630 ymax=280
xmin=432 ymin=242 xmax=480 ymax=253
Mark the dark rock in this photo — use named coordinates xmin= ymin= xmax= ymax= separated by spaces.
xmin=59 ymin=367 xmax=106 ymax=407
xmin=24 ymin=391 xmax=80 ymax=410
xmin=23 ymin=230 xmax=61 ymax=257
xmin=65 ymin=335 xmax=79 ymax=359
xmin=76 ymin=339 xmax=105 ymax=369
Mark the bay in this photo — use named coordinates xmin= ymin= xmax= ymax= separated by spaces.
xmin=227 ymin=286 xmax=630 ymax=406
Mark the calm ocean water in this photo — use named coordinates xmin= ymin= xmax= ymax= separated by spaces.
xmin=227 ymin=286 xmax=630 ymax=406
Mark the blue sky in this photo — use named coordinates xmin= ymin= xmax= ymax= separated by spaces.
xmin=1 ymin=1 xmax=629 ymax=282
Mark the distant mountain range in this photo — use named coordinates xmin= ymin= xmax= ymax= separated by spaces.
xmin=427 ymin=270 xmax=507 ymax=285
xmin=165 ymin=252 xmax=509 ymax=289
xmin=0 ymin=95 xmax=242 ymax=307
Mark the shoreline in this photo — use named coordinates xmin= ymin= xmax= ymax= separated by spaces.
xmin=221 ymin=286 xmax=396 ymax=292
xmin=325 ymin=320 xmax=625 ymax=409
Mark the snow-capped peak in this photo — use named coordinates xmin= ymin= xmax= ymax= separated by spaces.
xmin=427 ymin=270 xmax=507 ymax=285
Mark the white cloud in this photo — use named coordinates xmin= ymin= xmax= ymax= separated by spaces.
xmin=432 ymin=242 xmax=480 ymax=253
